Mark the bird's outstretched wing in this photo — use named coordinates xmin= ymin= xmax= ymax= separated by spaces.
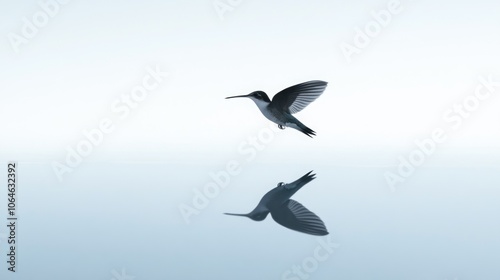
xmin=271 ymin=80 xmax=327 ymax=114
xmin=271 ymin=199 xmax=328 ymax=236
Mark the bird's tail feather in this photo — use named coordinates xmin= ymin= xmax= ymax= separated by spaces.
xmin=290 ymin=121 xmax=316 ymax=138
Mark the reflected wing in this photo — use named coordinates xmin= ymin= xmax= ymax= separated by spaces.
xmin=271 ymin=80 xmax=327 ymax=114
xmin=271 ymin=199 xmax=328 ymax=236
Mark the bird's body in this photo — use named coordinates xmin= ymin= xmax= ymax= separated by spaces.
xmin=226 ymin=80 xmax=328 ymax=137
xmin=225 ymin=171 xmax=329 ymax=236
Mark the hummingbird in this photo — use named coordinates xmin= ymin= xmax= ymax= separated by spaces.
xmin=225 ymin=80 xmax=328 ymax=137
xmin=224 ymin=171 xmax=329 ymax=236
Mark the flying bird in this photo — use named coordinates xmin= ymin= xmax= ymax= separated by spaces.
xmin=224 ymin=171 xmax=329 ymax=236
xmin=226 ymin=80 xmax=327 ymax=137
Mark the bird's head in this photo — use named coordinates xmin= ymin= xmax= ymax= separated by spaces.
xmin=225 ymin=91 xmax=271 ymax=104
xmin=248 ymin=211 xmax=269 ymax=221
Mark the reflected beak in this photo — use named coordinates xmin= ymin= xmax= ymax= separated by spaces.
xmin=225 ymin=94 xmax=251 ymax=99
xmin=224 ymin=213 xmax=248 ymax=217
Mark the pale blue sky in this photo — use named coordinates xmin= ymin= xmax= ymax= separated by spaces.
xmin=0 ymin=0 xmax=499 ymax=164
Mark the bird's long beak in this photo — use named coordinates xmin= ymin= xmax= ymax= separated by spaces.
xmin=225 ymin=94 xmax=250 ymax=99
xmin=224 ymin=213 xmax=248 ymax=217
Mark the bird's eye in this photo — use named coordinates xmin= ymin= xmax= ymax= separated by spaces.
xmin=277 ymin=182 xmax=284 ymax=187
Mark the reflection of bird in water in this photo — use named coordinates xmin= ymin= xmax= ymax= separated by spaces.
xmin=226 ymin=80 xmax=327 ymax=137
xmin=225 ymin=171 xmax=328 ymax=236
